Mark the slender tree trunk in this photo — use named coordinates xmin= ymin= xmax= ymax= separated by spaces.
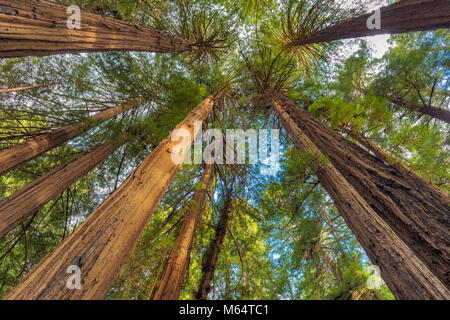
xmin=386 ymin=95 xmax=450 ymax=124
xmin=293 ymin=0 xmax=450 ymax=47
xmin=152 ymin=164 xmax=214 ymax=300
xmin=0 ymin=83 xmax=54 ymax=93
xmin=4 ymin=96 xmax=215 ymax=300
xmin=0 ymin=134 xmax=128 ymax=239
xmin=269 ymin=93 xmax=450 ymax=299
xmin=268 ymin=91 xmax=450 ymax=290
xmin=196 ymin=190 xmax=232 ymax=300
xmin=0 ymin=98 xmax=142 ymax=176
xmin=0 ymin=0 xmax=196 ymax=58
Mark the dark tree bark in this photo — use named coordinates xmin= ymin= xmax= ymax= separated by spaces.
xmin=0 ymin=134 xmax=128 ymax=239
xmin=293 ymin=0 xmax=450 ymax=47
xmin=269 ymin=92 xmax=450 ymax=299
xmin=196 ymin=189 xmax=233 ymax=300
xmin=386 ymin=95 xmax=450 ymax=124
xmin=0 ymin=98 xmax=142 ymax=176
xmin=0 ymin=0 xmax=196 ymax=58
xmin=0 ymin=83 xmax=54 ymax=93
xmin=152 ymin=164 xmax=214 ymax=300
xmin=4 ymin=96 xmax=216 ymax=300
xmin=267 ymin=90 xmax=450 ymax=290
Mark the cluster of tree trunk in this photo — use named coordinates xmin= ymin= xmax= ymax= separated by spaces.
xmin=265 ymin=90 xmax=450 ymax=299
xmin=152 ymin=164 xmax=214 ymax=300
xmin=0 ymin=98 xmax=143 ymax=176
xmin=1 ymin=0 xmax=449 ymax=301
xmin=291 ymin=0 xmax=450 ymax=47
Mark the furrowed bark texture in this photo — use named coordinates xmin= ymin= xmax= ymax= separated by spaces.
xmin=196 ymin=190 xmax=232 ymax=300
xmin=0 ymin=0 xmax=195 ymax=58
xmin=269 ymin=91 xmax=450 ymax=290
xmin=0 ymin=98 xmax=142 ymax=176
xmin=0 ymin=83 xmax=54 ymax=93
xmin=294 ymin=0 xmax=450 ymax=46
xmin=270 ymin=94 xmax=450 ymax=300
xmin=4 ymin=96 xmax=215 ymax=300
xmin=153 ymin=164 xmax=214 ymax=300
xmin=386 ymin=95 xmax=450 ymax=124
xmin=0 ymin=135 xmax=127 ymax=239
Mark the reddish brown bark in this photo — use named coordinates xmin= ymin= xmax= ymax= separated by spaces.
xmin=270 ymin=94 xmax=450 ymax=299
xmin=4 ymin=96 xmax=216 ymax=300
xmin=0 ymin=98 xmax=142 ymax=176
xmin=386 ymin=95 xmax=450 ymax=124
xmin=196 ymin=189 xmax=232 ymax=300
xmin=268 ymin=91 xmax=450 ymax=290
xmin=0 ymin=134 xmax=128 ymax=239
xmin=152 ymin=164 xmax=214 ymax=300
xmin=293 ymin=0 xmax=450 ymax=47
xmin=0 ymin=0 xmax=196 ymax=58
xmin=0 ymin=83 xmax=54 ymax=93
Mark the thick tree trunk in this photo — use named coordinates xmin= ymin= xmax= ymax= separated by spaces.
xmin=386 ymin=95 xmax=450 ymax=124
xmin=0 ymin=135 xmax=127 ymax=239
xmin=270 ymin=94 xmax=450 ymax=299
xmin=268 ymin=91 xmax=450 ymax=290
xmin=0 ymin=83 xmax=54 ymax=93
xmin=293 ymin=0 xmax=450 ymax=47
xmin=195 ymin=190 xmax=232 ymax=300
xmin=0 ymin=0 xmax=195 ymax=58
xmin=4 ymin=96 xmax=215 ymax=300
xmin=0 ymin=98 xmax=142 ymax=176
xmin=152 ymin=164 xmax=214 ymax=300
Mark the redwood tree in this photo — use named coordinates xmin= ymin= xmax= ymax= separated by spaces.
xmin=285 ymin=0 xmax=450 ymax=48
xmin=268 ymin=92 xmax=450 ymax=299
xmin=0 ymin=0 xmax=196 ymax=58
xmin=0 ymin=134 xmax=129 ymax=239
xmin=0 ymin=98 xmax=143 ymax=176
xmin=196 ymin=187 xmax=233 ymax=300
xmin=267 ymin=90 xmax=450 ymax=291
xmin=152 ymin=164 xmax=214 ymax=300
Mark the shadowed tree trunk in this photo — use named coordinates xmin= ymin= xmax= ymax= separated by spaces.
xmin=292 ymin=0 xmax=450 ymax=47
xmin=268 ymin=90 xmax=450 ymax=290
xmin=152 ymin=164 xmax=214 ymax=300
xmin=385 ymin=95 xmax=450 ymax=124
xmin=0 ymin=0 xmax=196 ymax=58
xmin=0 ymin=134 xmax=129 ymax=239
xmin=0 ymin=83 xmax=54 ymax=93
xmin=269 ymin=93 xmax=450 ymax=299
xmin=4 ymin=96 xmax=216 ymax=300
xmin=0 ymin=98 xmax=143 ymax=176
xmin=196 ymin=189 xmax=232 ymax=300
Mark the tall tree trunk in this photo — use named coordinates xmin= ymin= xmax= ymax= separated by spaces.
xmin=0 ymin=98 xmax=142 ymax=176
xmin=268 ymin=91 xmax=450 ymax=290
xmin=4 ymin=96 xmax=215 ymax=300
xmin=152 ymin=164 xmax=214 ymax=300
xmin=292 ymin=0 xmax=450 ymax=47
xmin=195 ymin=189 xmax=232 ymax=300
xmin=386 ymin=95 xmax=450 ymax=124
xmin=269 ymin=93 xmax=450 ymax=299
xmin=0 ymin=134 xmax=128 ymax=239
xmin=0 ymin=0 xmax=196 ymax=58
xmin=0 ymin=83 xmax=54 ymax=93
